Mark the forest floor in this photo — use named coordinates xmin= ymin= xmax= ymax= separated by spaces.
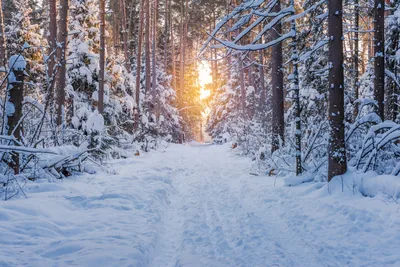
xmin=0 ymin=143 xmax=399 ymax=267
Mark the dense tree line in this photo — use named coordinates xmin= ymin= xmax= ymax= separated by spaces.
xmin=0 ymin=0 xmax=225 ymax=183
xmin=0 ymin=0 xmax=399 ymax=187
xmin=201 ymin=0 xmax=400 ymax=181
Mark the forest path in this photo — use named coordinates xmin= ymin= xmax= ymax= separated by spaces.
xmin=150 ymin=144 xmax=321 ymax=267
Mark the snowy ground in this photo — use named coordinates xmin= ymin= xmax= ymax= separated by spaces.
xmin=1 ymin=143 xmax=399 ymax=267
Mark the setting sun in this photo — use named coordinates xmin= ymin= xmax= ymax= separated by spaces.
xmin=198 ymin=61 xmax=212 ymax=100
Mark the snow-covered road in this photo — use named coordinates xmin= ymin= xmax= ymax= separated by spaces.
xmin=1 ymin=143 xmax=399 ymax=266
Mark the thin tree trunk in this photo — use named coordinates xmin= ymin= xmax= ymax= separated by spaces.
xmin=56 ymin=0 xmax=69 ymax=126
xmin=290 ymin=0 xmax=302 ymax=175
xmin=145 ymin=0 xmax=151 ymax=94
xmin=374 ymin=0 xmax=385 ymax=120
xmin=239 ymin=55 xmax=245 ymax=112
xmin=0 ymin=0 xmax=7 ymax=67
xmin=46 ymin=0 xmax=58 ymax=129
xmin=353 ymin=0 xmax=360 ymax=117
xmin=249 ymin=27 xmax=255 ymax=89
xmin=328 ymin=0 xmax=347 ymax=181
xmin=152 ymin=0 xmax=159 ymax=114
xmin=212 ymin=9 xmax=218 ymax=90
xmin=48 ymin=0 xmax=57 ymax=80
xmin=119 ymin=0 xmax=130 ymax=72
xmin=112 ymin=0 xmax=120 ymax=55
xmin=259 ymin=50 xmax=265 ymax=113
xmin=98 ymin=0 xmax=106 ymax=114
xmin=361 ymin=33 xmax=368 ymax=74
xmin=164 ymin=0 xmax=168 ymax=71
xmin=135 ymin=0 xmax=145 ymax=129
xmin=171 ymin=18 xmax=176 ymax=91
xmin=271 ymin=0 xmax=284 ymax=153
xmin=179 ymin=0 xmax=185 ymax=107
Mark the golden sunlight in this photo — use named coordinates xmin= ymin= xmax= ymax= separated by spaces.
xmin=198 ymin=61 xmax=212 ymax=100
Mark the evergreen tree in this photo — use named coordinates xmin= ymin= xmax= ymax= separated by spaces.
xmin=5 ymin=0 xmax=45 ymax=87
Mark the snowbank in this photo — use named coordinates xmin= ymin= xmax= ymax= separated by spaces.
xmin=285 ymin=169 xmax=400 ymax=200
xmin=359 ymin=173 xmax=400 ymax=199
xmin=0 ymin=149 xmax=174 ymax=266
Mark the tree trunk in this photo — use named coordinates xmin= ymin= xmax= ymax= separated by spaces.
xmin=259 ymin=50 xmax=265 ymax=113
xmin=353 ymin=0 xmax=360 ymax=118
xmin=0 ymin=0 xmax=7 ymax=67
xmin=328 ymin=0 xmax=347 ymax=181
xmin=212 ymin=9 xmax=218 ymax=90
xmin=374 ymin=0 xmax=385 ymax=120
xmin=98 ymin=0 xmax=106 ymax=114
xmin=119 ymin=0 xmax=130 ymax=72
xmin=152 ymin=0 xmax=159 ymax=114
xmin=179 ymin=0 xmax=185 ymax=107
xmin=135 ymin=0 xmax=145 ymax=129
xmin=164 ymin=0 xmax=169 ymax=71
xmin=171 ymin=18 xmax=176 ymax=91
xmin=386 ymin=1 xmax=399 ymax=120
xmin=7 ymin=56 xmax=26 ymax=174
xmin=112 ymin=0 xmax=120 ymax=55
xmin=145 ymin=0 xmax=151 ymax=94
xmin=47 ymin=0 xmax=57 ymax=80
xmin=56 ymin=0 xmax=69 ymax=126
xmin=290 ymin=0 xmax=302 ymax=175
xmin=239 ymin=55 xmax=245 ymax=112
xmin=271 ymin=0 xmax=284 ymax=153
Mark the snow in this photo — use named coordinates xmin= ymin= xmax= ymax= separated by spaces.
xmin=300 ymin=39 xmax=329 ymax=62
xmin=84 ymin=110 xmax=104 ymax=134
xmin=284 ymin=0 xmax=326 ymax=22
xmin=1 ymin=144 xmax=400 ymax=266
xmin=246 ymin=86 xmax=255 ymax=97
xmin=214 ymin=30 xmax=296 ymax=51
xmin=359 ymin=172 xmax=400 ymax=199
xmin=8 ymin=55 xmax=26 ymax=71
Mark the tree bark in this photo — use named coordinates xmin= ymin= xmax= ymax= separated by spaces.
xmin=179 ymin=0 xmax=185 ymax=107
xmin=135 ymin=0 xmax=145 ymax=129
xmin=259 ymin=50 xmax=265 ymax=113
xmin=353 ymin=0 xmax=359 ymax=118
xmin=56 ymin=0 xmax=69 ymax=126
xmin=98 ymin=0 xmax=106 ymax=114
xmin=164 ymin=0 xmax=169 ymax=71
xmin=112 ymin=0 xmax=120 ymax=55
xmin=7 ymin=56 xmax=26 ymax=174
xmin=145 ymin=0 xmax=151 ymax=94
xmin=386 ymin=0 xmax=399 ymax=120
xmin=171 ymin=17 xmax=176 ymax=91
xmin=239 ymin=55 xmax=245 ymax=112
xmin=0 ymin=0 xmax=7 ymax=67
xmin=374 ymin=0 xmax=385 ymax=120
xmin=212 ymin=9 xmax=218 ymax=90
xmin=328 ymin=0 xmax=347 ymax=181
xmin=289 ymin=0 xmax=302 ymax=175
xmin=47 ymin=0 xmax=57 ymax=80
xmin=271 ymin=0 xmax=284 ymax=153
xmin=152 ymin=0 xmax=159 ymax=114
xmin=119 ymin=0 xmax=130 ymax=72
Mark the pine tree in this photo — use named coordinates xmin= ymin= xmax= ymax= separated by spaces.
xmin=67 ymin=0 xmax=100 ymax=98
xmin=6 ymin=0 xmax=46 ymax=85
